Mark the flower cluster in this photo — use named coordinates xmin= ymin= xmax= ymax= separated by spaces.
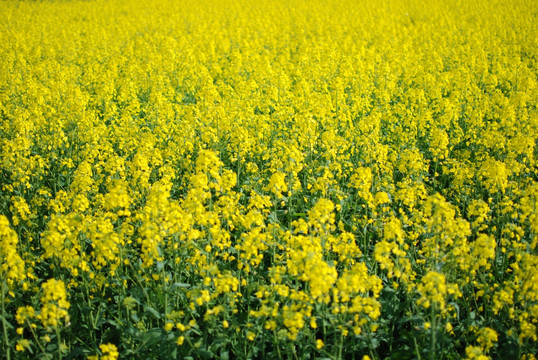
xmin=0 ymin=0 xmax=536 ymax=358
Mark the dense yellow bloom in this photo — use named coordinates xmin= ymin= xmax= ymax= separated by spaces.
xmin=100 ymin=343 xmax=119 ymax=360
xmin=0 ymin=0 xmax=536 ymax=358
xmin=264 ymin=171 xmax=288 ymax=198
xmin=349 ymin=167 xmax=373 ymax=202
xmin=421 ymin=194 xmax=471 ymax=272
xmin=476 ymin=327 xmax=498 ymax=352
xmin=417 ymin=271 xmax=459 ymax=311
xmin=38 ymin=279 xmax=70 ymax=329
xmin=470 ymin=234 xmax=496 ymax=273
xmin=429 ymin=128 xmax=450 ymax=161
xmin=478 ymin=158 xmax=510 ymax=194
xmin=301 ymin=256 xmax=337 ymax=299
xmin=16 ymin=306 xmax=35 ymax=324
xmin=0 ymin=215 xmax=25 ymax=285
xmin=336 ymin=262 xmax=383 ymax=320
xmin=41 ymin=213 xmax=88 ymax=275
xmin=307 ymin=198 xmax=335 ymax=233
xmin=465 ymin=345 xmax=489 ymax=360
xmin=15 ymin=339 xmax=30 ymax=352
xmin=10 ymin=196 xmax=31 ymax=226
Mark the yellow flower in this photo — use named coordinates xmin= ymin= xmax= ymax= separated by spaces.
xmin=0 ymin=215 xmax=25 ymax=285
xmin=100 ymin=343 xmax=119 ymax=360
xmin=16 ymin=306 xmax=35 ymax=325
xmin=315 ymin=339 xmax=324 ymax=349
xmin=1 ymin=0 xmax=537 ymax=358
xmin=38 ymin=278 xmax=70 ymax=329
xmin=478 ymin=158 xmax=510 ymax=193
xmin=264 ymin=171 xmax=288 ymax=198
xmin=476 ymin=327 xmax=497 ymax=352
xmin=374 ymin=192 xmax=390 ymax=206
xmin=15 ymin=339 xmax=30 ymax=352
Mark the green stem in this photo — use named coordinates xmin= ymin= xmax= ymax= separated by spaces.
xmin=322 ymin=318 xmax=327 ymax=352
xmin=83 ymin=277 xmax=98 ymax=350
xmin=163 ymin=268 xmax=168 ymax=325
xmin=274 ymin=331 xmax=282 ymax=360
xmin=26 ymin=318 xmax=48 ymax=356
xmin=1 ymin=281 xmax=11 ymax=360
xmin=56 ymin=325 xmax=62 ymax=360
xmin=430 ymin=305 xmax=436 ymax=360
xmin=292 ymin=344 xmax=299 ymax=360
xmin=337 ymin=332 xmax=343 ymax=360
xmin=236 ymin=151 xmax=241 ymax=187
xmin=414 ymin=336 xmax=422 ymax=360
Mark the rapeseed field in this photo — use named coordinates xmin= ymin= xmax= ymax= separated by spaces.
xmin=0 ymin=0 xmax=537 ymax=359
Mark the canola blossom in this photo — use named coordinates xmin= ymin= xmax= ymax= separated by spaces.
xmin=0 ymin=0 xmax=537 ymax=359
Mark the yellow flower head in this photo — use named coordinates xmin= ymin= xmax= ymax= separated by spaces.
xmin=38 ymin=279 xmax=70 ymax=329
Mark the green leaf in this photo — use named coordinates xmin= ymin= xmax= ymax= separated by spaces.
xmin=145 ymin=305 xmax=162 ymax=319
xmin=172 ymin=282 xmax=190 ymax=289
xmin=0 ymin=315 xmax=14 ymax=329
xmin=107 ymin=319 xmax=121 ymax=329
xmin=142 ymin=329 xmax=162 ymax=344
xmin=197 ymin=348 xmax=214 ymax=359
